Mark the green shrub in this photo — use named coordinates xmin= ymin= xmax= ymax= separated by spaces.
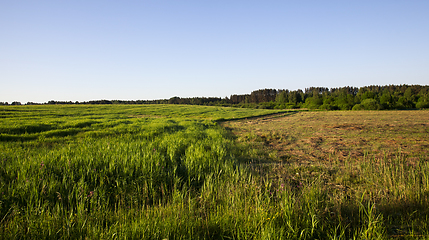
xmin=319 ymin=104 xmax=339 ymax=110
xmin=352 ymin=104 xmax=364 ymax=110
xmin=416 ymin=101 xmax=429 ymax=109
xmin=353 ymin=99 xmax=383 ymax=110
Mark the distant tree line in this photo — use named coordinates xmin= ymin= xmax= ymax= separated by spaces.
xmin=1 ymin=84 xmax=428 ymax=110
xmin=0 ymin=101 xmax=24 ymax=106
xmin=227 ymin=85 xmax=429 ymax=110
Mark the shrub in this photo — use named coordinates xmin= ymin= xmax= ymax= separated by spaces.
xmin=352 ymin=99 xmax=382 ymax=110
xmin=416 ymin=101 xmax=429 ymax=109
xmin=319 ymin=104 xmax=339 ymax=110
xmin=352 ymin=104 xmax=364 ymax=110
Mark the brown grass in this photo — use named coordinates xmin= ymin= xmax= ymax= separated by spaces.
xmin=222 ymin=110 xmax=429 ymax=238
xmin=223 ymin=109 xmax=429 ymax=206
xmin=223 ymin=110 xmax=429 ymax=165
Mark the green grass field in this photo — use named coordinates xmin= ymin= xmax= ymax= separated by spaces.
xmin=1 ymin=105 xmax=428 ymax=239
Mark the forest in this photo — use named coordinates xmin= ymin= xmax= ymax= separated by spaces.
xmin=2 ymin=84 xmax=428 ymax=110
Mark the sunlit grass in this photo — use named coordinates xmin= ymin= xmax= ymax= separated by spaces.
xmin=222 ymin=110 xmax=429 ymax=239
xmin=1 ymin=106 xmax=428 ymax=239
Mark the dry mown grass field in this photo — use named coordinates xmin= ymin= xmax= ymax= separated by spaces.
xmin=224 ymin=110 xmax=429 ymax=163
xmin=222 ymin=110 xmax=429 ymax=238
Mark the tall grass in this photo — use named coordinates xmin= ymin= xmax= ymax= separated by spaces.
xmin=1 ymin=106 xmax=428 ymax=239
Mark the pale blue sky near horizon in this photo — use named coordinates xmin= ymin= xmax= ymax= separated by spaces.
xmin=1 ymin=1 xmax=428 ymax=103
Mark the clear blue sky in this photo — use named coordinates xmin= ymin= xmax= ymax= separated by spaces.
xmin=1 ymin=1 xmax=428 ymax=103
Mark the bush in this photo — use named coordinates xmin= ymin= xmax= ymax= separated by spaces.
xmin=319 ymin=104 xmax=339 ymax=110
xmin=352 ymin=104 xmax=364 ymax=110
xmin=352 ymin=99 xmax=384 ymax=110
xmin=416 ymin=101 xmax=429 ymax=109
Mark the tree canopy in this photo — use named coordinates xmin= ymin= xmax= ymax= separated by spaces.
xmin=6 ymin=84 xmax=429 ymax=110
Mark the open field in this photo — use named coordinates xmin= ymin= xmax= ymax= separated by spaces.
xmin=224 ymin=110 xmax=429 ymax=163
xmin=1 ymin=105 xmax=428 ymax=239
xmin=222 ymin=110 xmax=429 ymax=239
xmin=0 ymin=104 xmax=285 ymax=144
